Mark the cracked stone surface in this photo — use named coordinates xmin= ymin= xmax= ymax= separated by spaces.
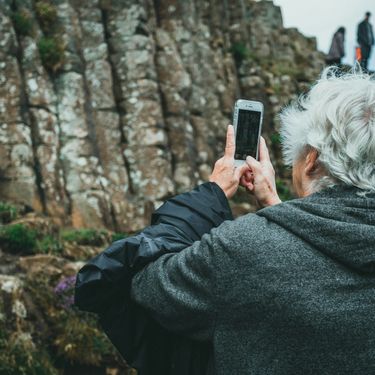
xmin=0 ymin=0 xmax=324 ymax=231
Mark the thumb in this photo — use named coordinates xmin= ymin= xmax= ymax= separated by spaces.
xmin=246 ymin=156 xmax=261 ymax=175
xmin=235 ymin=163 xmax=250 ymax=180
xmin=241 ymin=175 xmax=254 ymax=191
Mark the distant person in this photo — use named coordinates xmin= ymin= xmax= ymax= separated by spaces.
xmin=326 ymin=27 xmax=346 ymax=65
xmin=357 ymin=12 xmax=374 ymax=70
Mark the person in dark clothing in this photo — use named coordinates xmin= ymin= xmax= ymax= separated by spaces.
xmin=75 ymin=182 xmax=232 ymax=374
xmin=357 ymin=11 xmax=374 ymax=70
xmin=326 ymin=27 xmax=345 ymax=65
xmin=76 ymin=67 xmax=375 ymax=374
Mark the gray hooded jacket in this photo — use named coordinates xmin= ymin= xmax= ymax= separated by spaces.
xmin=131 ymin=186 xmax=375 ymax=374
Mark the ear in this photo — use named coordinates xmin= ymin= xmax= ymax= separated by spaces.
xmin=304 ymin=148 xmax=319 ymax=176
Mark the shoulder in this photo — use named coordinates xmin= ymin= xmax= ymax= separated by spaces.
xmin=208 ymin=206 xmax=289 ymax=265
xmin=210 ymin=211 xmax=271 ymax=247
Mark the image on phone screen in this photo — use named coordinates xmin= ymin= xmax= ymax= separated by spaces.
xmin=235 ymin=109 xmax=261 ymax=160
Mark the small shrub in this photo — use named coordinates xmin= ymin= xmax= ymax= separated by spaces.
xmin=0 ymin=335 xmax=57 ymax=375
xmin=38 ymin=36 xmax=65 ymax=72
xmin=0 ymin=202 xmax=18 ymax=224
xmin=36 ymin=235 xmax=63 ymax=255
xmin=60 ymin=228 xmax=107 ymax=246
xmin=11 ymin=10 xmax=34 ymax=36
xmin=25 ymin=275 xmax=123 ymax=368
xmin=53 ymin=313 xmax=116 ymax=366
xmin=35 ymin=1 xmax=58 ymax=32
xmin=0 ymin=296 xmax=56 ymax=375
xmin=230 ymin=42 xmax=250 ymax=65
xmin=0 ymin=224 xmax=37 ymax=254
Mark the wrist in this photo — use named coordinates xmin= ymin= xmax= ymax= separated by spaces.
xmin=263 ymin=194 xmax=282 ymax=207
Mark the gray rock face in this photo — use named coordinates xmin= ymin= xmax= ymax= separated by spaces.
xmin=0 ymin=0 xmax=324 ymax=231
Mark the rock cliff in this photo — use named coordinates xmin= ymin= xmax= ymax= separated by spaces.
xmin=0 ymin=0 xmax=324 ymax=232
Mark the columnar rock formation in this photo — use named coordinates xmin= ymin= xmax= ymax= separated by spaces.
xmin=0 ymin=0 xmax=324 ymax=231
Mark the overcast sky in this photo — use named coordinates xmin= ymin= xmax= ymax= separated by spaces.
xmin=273 ymin=0 xmax=375 ymax=70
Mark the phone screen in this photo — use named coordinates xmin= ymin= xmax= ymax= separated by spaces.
xmin=235 ymin=109 xmax=261 ymax=160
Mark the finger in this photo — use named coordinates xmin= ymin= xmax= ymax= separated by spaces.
xmin=258 ymin=136 xmax=271 ymax=164
xmin=240 ymin=175 xmax=254 ymax=190
xmin=244 ymin=170 xmax=253 ymax=183
xmin=234 ymin=162 xmax=250 ymax=180
xmin=224 ymin=125 xmax=236 ymax=159
xmin=246 ymin=156 xmax=262 ymax=175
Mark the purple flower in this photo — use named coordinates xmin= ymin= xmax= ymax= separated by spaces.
xmin=54 ymin=275 xmax=76 ymax=309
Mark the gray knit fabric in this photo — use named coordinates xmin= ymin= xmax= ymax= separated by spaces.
xmin=131 ymin=185 xmax=375 ymax=375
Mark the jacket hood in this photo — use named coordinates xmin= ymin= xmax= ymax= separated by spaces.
xmin=258 ymin=185 xmax=375 ymax=274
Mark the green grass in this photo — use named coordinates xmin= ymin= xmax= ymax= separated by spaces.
xmin=60 ymin=228 xmax=107 ymax=246
xmin=35 ymin=1 xmax=58 ymax=32
xmin=36 ymin=235 xmax=63 ymax=256
xmin=0 ymin=334 xmax=57 ymax=375
xmin=11 ymin=10 xmax=34 ymax=36
xmin=38 ymin=36 xmax=65 ymax=72
xmin=0 ymin=224 xmax=65 ymax=256
xmin=230 ymin=42 xmax=250 ymax=65
xmin=0 ymin=224 xmax=37 ymax=254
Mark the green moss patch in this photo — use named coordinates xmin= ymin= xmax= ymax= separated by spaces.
xmin=11 ymin=9 xmax=34 ymax=37
xmin=0 ymin=202 xmax=18 ymax=224
xmin=37 ymin=36 xmax=65 ymax=73
xmin=230 ymin=42 xmax=250 ymax=66
xmin=35 ymin=1 xmax=58 ymax=32
xmin=0 ymin=224 xmax=37 ymax=254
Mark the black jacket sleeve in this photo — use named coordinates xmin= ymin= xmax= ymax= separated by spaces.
xmin=74 ymin=182 xmax=232 ymax=373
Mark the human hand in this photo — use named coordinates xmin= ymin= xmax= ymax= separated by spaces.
xmin=240 ymin=137 xmax=281 ymax=208
xmin=209 ymin=125 xmax=250 ymax=199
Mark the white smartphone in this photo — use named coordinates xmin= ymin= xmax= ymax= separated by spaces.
xmin=232 ymin=99 xmax=264 ymax=166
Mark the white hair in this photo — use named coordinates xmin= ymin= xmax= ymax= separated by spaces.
xmin=280 ymin=66 xmax=375 ymax=192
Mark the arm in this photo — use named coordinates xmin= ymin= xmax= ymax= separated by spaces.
xmin=131 ymin=224 xmax=224 ymax=341
xmin=74 ymin=182 xmax=231 ymax=314
xmin=74 ymin=182 xmax=232 ymax=362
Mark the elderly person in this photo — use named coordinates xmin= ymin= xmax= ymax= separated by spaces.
xmin=76 ymin=68 xmax=375 ymax=374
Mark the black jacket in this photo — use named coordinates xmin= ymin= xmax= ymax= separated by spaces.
xmin=74 ymin=182 xmax=232 ymax=374
xmin=357 ymin=20 xmax=374 ymax=46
